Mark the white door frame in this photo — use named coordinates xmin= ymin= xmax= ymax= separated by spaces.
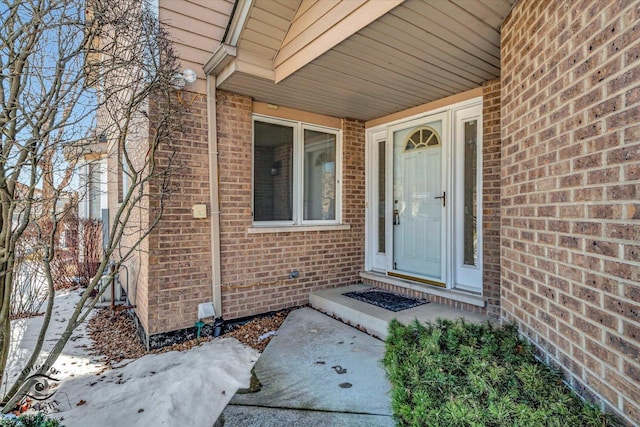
xmin=364 ymin=96 xmax=483 ymax=294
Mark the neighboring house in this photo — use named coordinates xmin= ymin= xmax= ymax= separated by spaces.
xmin=65 ymin=137 xmax=108 ymax=221
xmin=76 ymin=143 xmax=109 ymax=220
xmin=76 ymin=140 xmax=108 ymax=275
xmin=107 ymin=1 xmax=640 ymax=424
xmin=11 ymin=183 xmax=43 ymax=229
xmin=62 ymin=137 xmax=108 ymax=281
xmin=12 ymin=182 xmax=72 ymax=229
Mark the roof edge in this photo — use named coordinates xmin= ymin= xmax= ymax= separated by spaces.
xmin=223 ymin=0 xmax=253 ymax=46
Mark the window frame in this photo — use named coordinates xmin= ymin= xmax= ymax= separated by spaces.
xmin=252 ymin=114 xmax=342 ymax=227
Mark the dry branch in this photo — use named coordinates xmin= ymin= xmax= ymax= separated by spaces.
xmin=0 ymin=0 xmax=183 ymax=410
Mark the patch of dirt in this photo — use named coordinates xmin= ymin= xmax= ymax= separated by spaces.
xmin=87 ymin=307 xmax=147 ymax=366
xmin=87 ymin=306 xmax=294 ymax=367
xmin=225 ymin=309 xmax=292 ymax=353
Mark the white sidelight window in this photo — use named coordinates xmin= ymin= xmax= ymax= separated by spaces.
xmin=453 ymin=104 xmax=483 ymax=292
xmin=252 ymin=115 xmax=341 ymax=226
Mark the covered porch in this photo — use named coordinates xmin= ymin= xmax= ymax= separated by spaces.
xmin=204 ymin=0 xmax=513 ymax=320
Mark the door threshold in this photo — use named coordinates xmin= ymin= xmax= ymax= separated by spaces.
xmin=387 ymin=271 xmax=445 ymax=288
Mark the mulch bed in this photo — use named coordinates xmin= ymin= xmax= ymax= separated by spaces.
xmin=87 ymin=306 xmax=293 ymax=367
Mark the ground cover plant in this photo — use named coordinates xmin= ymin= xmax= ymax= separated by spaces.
xmin=0 ymin=413 xmax=61 ymax=427
xmin=383 ymin=318 xmax=618 ymax=427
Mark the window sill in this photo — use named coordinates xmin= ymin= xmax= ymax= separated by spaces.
xmin=247 ymin=224 xmax=351 ymax=234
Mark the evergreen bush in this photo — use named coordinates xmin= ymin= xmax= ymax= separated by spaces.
xmin=382 ymin=318 xmax=619 ymax=426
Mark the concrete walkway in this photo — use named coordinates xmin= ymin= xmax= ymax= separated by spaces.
xmin=220 ymin=308 xmax=395 ymax=426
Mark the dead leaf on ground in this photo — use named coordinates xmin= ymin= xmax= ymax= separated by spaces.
xmin=87 ymin=306 xmax=297 ymax=366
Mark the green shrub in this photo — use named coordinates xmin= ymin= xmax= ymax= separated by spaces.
xmin=0 ymin=413 xmax=63 ymax=427
xmin=382 ymin=318 xmax=619 ymax=427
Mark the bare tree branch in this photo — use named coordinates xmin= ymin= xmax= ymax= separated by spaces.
xmin=0 ymin=0 xmax=183 ymax=410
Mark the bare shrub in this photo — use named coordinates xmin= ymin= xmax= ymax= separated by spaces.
xmin=76 ymin=219 xmax=103 ymax=286
xmin=50 ymin=250 xmax=78 ymax=291
xmin=10 ymin=251 xmax=47 ymax=320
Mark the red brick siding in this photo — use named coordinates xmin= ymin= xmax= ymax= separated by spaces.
xmin=216 ymin=91 xmax=365 ymax=320
xmin=501 ymin=1 xmax=640 ymax=423
xmin=146 ymin=91 xmax=213 ymax=335
xmin=483 ymin=79 xmax=502 ymax=318
xmin=107 ymin=119 xmax=151 ymax=334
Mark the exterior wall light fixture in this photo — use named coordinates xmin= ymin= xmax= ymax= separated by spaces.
xmin=171 ymin=68 xmax=198 ymax=89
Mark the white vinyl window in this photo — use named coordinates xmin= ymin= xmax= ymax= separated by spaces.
xmin=252 ymin=115 xmax=341 ymax=226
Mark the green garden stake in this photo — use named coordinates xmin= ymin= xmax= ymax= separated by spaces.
xmin=195 ymin=320 xmax=205 ymax=344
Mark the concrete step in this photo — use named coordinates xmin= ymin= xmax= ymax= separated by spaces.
xmin=310 ymin=284 xmax=491 ymax=341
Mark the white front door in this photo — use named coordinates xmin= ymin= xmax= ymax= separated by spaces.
xmin=365 ymin=99 xmax=483 ymax=293
xmin=389 ymin=114 xmax=447 ymax=286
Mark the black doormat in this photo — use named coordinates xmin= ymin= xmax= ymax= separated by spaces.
xmin=342 ymin=289 xmax=429 ymax=312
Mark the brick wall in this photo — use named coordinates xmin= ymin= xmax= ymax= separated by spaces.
xmin=146 ymin=91 xmax=213 ymax=335
xmin=216 ymin=91 xmax=365 ymax=320
xmin=483 ymin=79 xmax=502 ymax=318
xmin=107 ymin=116 xmax=151 ymax=334
xmin=501 ymin=1 xmax=640 ymax=424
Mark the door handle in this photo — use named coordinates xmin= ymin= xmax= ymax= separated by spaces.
xmin=434 ymin=192 xmax=446 ymax=207
xmin=393 ymin=200 xmax=400 ymax=225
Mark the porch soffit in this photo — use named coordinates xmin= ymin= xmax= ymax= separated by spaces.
xmin=211 ymin=0 xmax=516 ymax=122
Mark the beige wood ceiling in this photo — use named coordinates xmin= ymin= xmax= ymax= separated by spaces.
xmin=215 ymin=0 xmax=515 ymax=121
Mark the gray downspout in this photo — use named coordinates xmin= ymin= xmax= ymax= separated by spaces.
xmin=204 ymin=0 xmax=251 ymax=318
xmin=206 ymin=75 xmax=223 ymax=318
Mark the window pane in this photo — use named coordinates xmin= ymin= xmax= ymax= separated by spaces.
xmin=377 ymin=140 xmax=385 ymax=253
xmin=89 ymin=163 xmax=102 ymax=219
xmin=463 ymin=120 xmax=478 ymax=266
xmin=303 ymin=129 xmax=336 ymax=220
xmin=253 ymin=121 xmax=293 ymax=221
